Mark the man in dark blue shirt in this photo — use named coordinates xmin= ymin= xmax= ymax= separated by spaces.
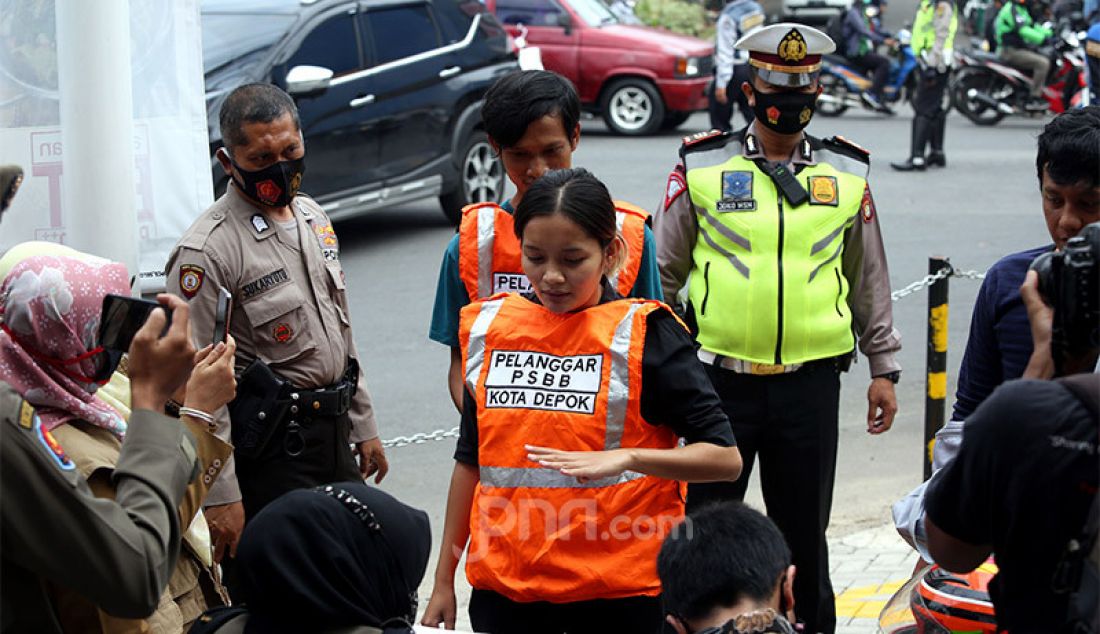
xmin=893 ymin=105 xmax=1100 ymax=558
xmin=953 ymin=106 xmax=1100 ymax=423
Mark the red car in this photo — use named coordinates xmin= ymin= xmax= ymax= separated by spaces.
xmin=486 ymin=0 xmax=714 ymax=135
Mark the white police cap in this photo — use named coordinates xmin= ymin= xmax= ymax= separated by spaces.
xmin=735 ymin=23 xmax=836 ymax=87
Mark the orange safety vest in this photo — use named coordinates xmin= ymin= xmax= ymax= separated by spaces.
xmin=458 ymin=293 xmax=685 ymax=603
xmin=457 ymin=201 xmax=650 ymax=300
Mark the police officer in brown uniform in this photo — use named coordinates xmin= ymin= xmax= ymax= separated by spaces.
xmin=166 ymin=83 xmax=388 ymax=563
xmin=1 ymin=298 xmax=200 ymax=632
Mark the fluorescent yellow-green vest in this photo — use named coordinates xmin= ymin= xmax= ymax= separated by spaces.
xmin=684 ymin=134 xmax=868 ymax=365
xmin=912 ymin=0 xmax=957 ymax=56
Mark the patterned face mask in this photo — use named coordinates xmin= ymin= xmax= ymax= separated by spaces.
xmin=230 ymin=155 xmax=306 ymax=208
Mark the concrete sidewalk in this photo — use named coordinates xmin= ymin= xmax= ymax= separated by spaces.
xmin=831 ymin=522 xmax=918 ymax=633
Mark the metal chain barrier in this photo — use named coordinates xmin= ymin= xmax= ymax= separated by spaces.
xmin=891 ymin=266 xmax=985 ymax=302
xmin=382 ymin=262 xmax=989 ymax=450
xmin=382 ymin=426 xmax=460 ymax=449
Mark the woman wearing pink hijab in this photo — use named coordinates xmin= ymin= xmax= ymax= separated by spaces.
xmin=0 ymin=252 xmax=238 ymax=633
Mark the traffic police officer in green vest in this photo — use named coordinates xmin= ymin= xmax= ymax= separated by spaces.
xmin=891 ymin=0 xmax=958 ymax=170
xmin=654 ymin=23 xmax=901 ymax=634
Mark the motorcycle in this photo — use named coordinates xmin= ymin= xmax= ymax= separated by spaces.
xmin=877 ymin=560 xmax=999 ymax=634
xmin=818 ymin=29 xmax=920 ymax=116
xmin=950 ymin=20 xmax=1088 ymax=125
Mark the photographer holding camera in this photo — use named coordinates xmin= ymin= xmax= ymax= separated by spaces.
xmin=893 ymin=106 xmax=1099 ymax=562
xmin=923 ymin=222 xmax=1099 ymax=632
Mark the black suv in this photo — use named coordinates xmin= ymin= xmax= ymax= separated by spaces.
xmin=202 ymin=0 xmax=516 ymax=223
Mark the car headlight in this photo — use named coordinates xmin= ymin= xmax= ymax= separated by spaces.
xmin=675 ymin=56 xmax=703 ymax=77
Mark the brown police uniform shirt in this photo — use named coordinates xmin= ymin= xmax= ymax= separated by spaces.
xmin=0 ymin=383 xmax=199 ymax=633
xmin=654 ymin=124 xmax=901 ymax=377
xmin=166 ymin=183 xmax=378 ymax=506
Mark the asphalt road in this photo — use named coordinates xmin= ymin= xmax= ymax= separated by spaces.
xmin=330 ymin=106 xmax=1050 ymax=616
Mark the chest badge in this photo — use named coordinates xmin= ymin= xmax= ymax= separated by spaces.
xmin=273 ymin=322 xmax=294 ymax=344
xmin=808 ymin=176 xmax=838 ymax=206
xmin=717 ymin=171 xmax=756 ymax=212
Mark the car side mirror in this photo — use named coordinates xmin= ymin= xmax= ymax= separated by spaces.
xmin=556 ymin=12 xmax=572 ymax=34
xmin=286 ymin=65 xmax=334 ymax=97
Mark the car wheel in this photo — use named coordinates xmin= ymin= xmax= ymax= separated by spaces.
xmin=439 ymin=129 xmax=505 ymax=224
xmin=601 ymin=78 xmax=665 ymax=136
xmin=661 ymin=111 xmax=692 ymax=131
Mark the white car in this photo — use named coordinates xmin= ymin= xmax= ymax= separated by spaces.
xmin=781 ymin=0 xmax=848 ymax=25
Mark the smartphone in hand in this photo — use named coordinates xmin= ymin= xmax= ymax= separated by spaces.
xmin=99 ymin=294 xmax=171 ymax=353
xmin=213 ymin=287 xmax=233 ymax=345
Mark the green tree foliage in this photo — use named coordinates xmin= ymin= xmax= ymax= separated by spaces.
xmin=635 ymin=0 xmax=711 ymax=37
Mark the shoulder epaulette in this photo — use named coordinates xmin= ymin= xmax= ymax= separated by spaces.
xmin=177 ymin=206 xmax=230 ymax=251
xmin=820 ymin=135 xmax=871 ymax=164
xmin=680 ymin=129 xmax=732 ymax=152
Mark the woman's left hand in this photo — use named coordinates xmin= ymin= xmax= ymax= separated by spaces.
xmin=526 ymin=445 xmax=633 ymax=483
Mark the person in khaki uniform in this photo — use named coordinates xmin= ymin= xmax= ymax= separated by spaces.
xmin=166 ymin=83 xmax=388 ymax=564
xmin=0 ymin=245 xmax=235 ymax=634
xmin=0 ymin=295 xmax=200 ymax=633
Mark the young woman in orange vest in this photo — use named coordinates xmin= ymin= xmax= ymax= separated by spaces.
xmin=421 ymin=168 xmax=744 ymax=634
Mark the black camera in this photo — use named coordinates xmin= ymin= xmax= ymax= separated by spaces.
xmin=1030 ymin=222 xmax=1100 ymax=374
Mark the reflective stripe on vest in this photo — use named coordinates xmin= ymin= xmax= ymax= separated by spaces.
xmin=684 ymin=145 xmax=864 ymax=364
xmin=457 ymin=201 xmax=650 ymax=300
xmin=458 ymin=294 xmax=683 ymax=602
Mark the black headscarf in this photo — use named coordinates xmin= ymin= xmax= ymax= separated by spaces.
xmin=235 ymin=482 xmax=431 ymax=634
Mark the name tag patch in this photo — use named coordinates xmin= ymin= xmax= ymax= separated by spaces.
xmin=242 ymin=268 xmax=289 ymax=299
xmin=492 ymin=273 xmax=531 ymax=294
xmin=718 ymin=171 xmax=756 ymax=212
xmin=485 ymin=350 xmax=603 ymax=414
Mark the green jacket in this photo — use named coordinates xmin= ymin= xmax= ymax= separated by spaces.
xmin=995 ymin=1 xmax=1052 ymax=48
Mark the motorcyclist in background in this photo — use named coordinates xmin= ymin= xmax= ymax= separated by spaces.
xmin=994 ymin=0 xmax=1055 ymax=108
xmin=843 ymin=0 xmax=900 ymax=113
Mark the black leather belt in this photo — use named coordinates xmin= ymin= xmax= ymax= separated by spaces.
xmin=278 ymin=359 xmax=359 ymax=418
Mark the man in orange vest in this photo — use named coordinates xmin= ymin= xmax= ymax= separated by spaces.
xmin=429 ymin=70 xmax=664 ymax=411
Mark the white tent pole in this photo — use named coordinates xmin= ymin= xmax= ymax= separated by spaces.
xmin=56 ymin=0 xmax=139 ymax=284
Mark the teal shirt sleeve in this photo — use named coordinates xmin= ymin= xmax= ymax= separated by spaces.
xmin=428 ymin=234 xmax=470 ymax=348
xmin=628 ymin=225 xmax=664 ymax=300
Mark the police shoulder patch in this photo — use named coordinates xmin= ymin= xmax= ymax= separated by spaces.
xmin=663 ymin=165 xmax=687 ymax=211
xmin=860 ymin=185 xmax=877 ymax=224
xmin=179 ymin=264 xmax=206 ymax=299
xmin=33 ymin=416 xmax=76 ymax=471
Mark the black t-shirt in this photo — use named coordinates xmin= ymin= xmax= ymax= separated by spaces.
xmin=454 ymin=295 xmax=735 ymax=466
xmin=925 ymin=378 xmax=1099 ymax=632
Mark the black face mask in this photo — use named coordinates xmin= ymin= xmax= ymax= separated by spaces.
xmin=752 ymin=89 xmax=818 ymax=135
xmin=228 ymin=154 xmax=306 ymax=208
